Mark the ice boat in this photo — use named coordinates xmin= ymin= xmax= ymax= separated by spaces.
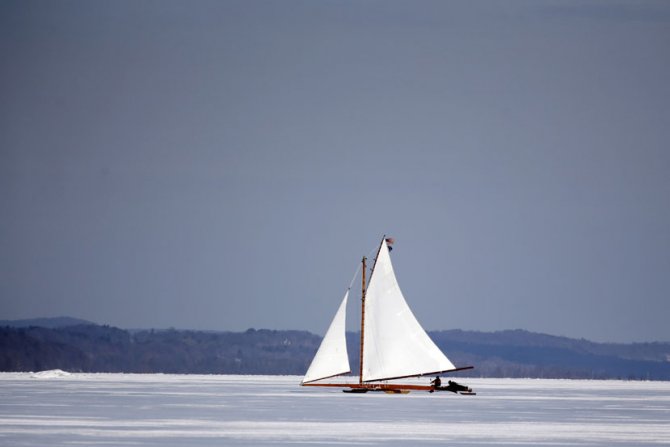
xmin=301 ymin=237 xmax=474 ymax=394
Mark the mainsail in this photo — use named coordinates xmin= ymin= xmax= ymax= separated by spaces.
xmin=302 ymin=291 xmax=350 ymax=384
xmin=362 ymin=239 xmax=456 ymax=382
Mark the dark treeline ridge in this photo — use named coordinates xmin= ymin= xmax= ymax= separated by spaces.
xmin=0 ymin=325 xmax=319 ymax=375
xmin=1 ymin=321 xmax=669 ymax=380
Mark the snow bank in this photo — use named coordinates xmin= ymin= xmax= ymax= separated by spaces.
xmin=30 ymin=369 xmax=72 ymax=379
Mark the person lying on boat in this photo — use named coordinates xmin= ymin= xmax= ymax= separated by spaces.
xmin=430 ymin=376 xmax=475 ymax=394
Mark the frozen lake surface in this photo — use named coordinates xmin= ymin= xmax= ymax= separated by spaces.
xmin=1 ymin=372 xmax=669 ymax=446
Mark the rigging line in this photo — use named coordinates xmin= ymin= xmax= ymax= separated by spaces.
xmin=346 ymin=262 xmax=362 ymax=291
xmin=346 ymin=244 xmax=379 ymax=292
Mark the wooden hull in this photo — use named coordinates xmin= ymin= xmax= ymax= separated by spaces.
xmin=302 ymin=382 xmax=433 ymax=393
xmin=302 ymin=380 xmax=475 ymax=395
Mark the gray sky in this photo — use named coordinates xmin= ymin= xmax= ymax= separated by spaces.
xmin=2 ymin=0 xmax=669 ymax=342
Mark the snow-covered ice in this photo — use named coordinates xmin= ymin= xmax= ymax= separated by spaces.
xmin=1 ymin=372 xmax=669 ymax=446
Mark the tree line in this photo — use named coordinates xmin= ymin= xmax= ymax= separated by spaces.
xmin=1 ymin=323 xmax=669 ymax=380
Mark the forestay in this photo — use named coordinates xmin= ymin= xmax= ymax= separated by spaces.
xmin=362 ymin=239 xmax=455 ymax=382
xmin=302 ymin=291 xmax=350 ymax=384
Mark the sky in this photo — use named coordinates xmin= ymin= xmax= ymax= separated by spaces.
xmin=1 ymin=0 xmax=669 ymax=343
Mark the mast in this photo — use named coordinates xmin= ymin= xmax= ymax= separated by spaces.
xmin=358 ymin=236 xmax=386 ymax=384
xmin=358 ymin=256 xmax=366 ymax=385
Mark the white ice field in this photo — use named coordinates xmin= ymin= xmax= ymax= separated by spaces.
xmin=1 ymin=372 xmax=669 ymax=446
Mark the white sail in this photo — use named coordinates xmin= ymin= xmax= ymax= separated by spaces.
xmin=302 ymin=291 xmax=350 ymax=384
xmin=362 ymin=239 xmax=456 ymax=382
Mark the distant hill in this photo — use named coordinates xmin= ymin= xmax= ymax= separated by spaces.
xmin=429 ymin=329 xmax=670 ymax=380
xmin=0 ymin=317 xmax=95 ymax=328
xmin=1 ymin=320 xmax=668 ymax=380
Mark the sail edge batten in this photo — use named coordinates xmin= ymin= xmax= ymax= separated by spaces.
xmin=301 ymin=370 xmax=352 ymax=385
